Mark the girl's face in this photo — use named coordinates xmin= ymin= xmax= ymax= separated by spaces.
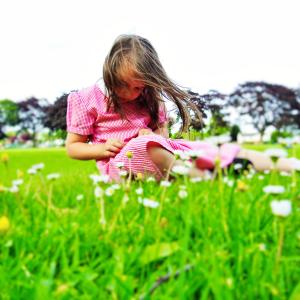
xmin=114 ymin=78 xmax=145 ymax=102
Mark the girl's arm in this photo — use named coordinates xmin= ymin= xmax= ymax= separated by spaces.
xmin=65 ymin=133 xmax=124 ymax=160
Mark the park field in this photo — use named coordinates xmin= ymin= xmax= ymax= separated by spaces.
xmin=0 ymin=145 xmax=300 ymax=299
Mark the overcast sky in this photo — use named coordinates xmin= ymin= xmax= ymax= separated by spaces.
xmin=0 ymin=0 xmax=299 ymax=103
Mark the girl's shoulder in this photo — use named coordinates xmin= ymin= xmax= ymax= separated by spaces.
xmin=74 ymin=83 xmax=106 ymax=110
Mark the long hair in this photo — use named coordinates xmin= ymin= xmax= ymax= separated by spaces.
xmin=103 ymin=34 xmax=202 ymax=134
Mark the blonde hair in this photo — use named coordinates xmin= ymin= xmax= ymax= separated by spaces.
xmin=103 ymin=34 xmax=202 ymax=134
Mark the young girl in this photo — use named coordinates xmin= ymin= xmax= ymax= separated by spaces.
xmin=65 ymin=34 xmax=298 ymax=182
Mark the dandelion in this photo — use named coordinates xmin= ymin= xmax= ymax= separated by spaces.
xmin=1 ymin=153 xmax=9 ymax=163
xmin=135 ymin=187 xmax=143 ymax=195
xmin=237 ymin=180 xmax=248 ymax=192
xmin=46 ymin=173 xmax=61 ymax=181
xmin=160 ymin=180 xmax=171 ymax=187
xmin=126 ymin=151 xmax=133 ymax=159
xmin=172 ymin=165 xmax=190 ymax=175
xmin=138 ymin=197 xmax=159 ymax=208
xmin=16 ymin=169 xmax=24 ymax=178
xmin=263 ymin=185 xmax=285 ymax=195
xmin=12 ymin=179 xmax=24 ymax=186
xmin=136 ymin=172 xmax=144 ymax=181
xmin=0 ymin=184 xmax=7 ymax=192
xmin=270 ymin=200 xmax=292 ymax=217
xmin=178 ymin=189 xmax=188 ymax=199
xmin=94 ymin=186 xmax=104 ymax=198
xmin=76 ymin=194 xmax=84 ymax=201
xmin=0 ymin=216 xmax=10 ymax=233
xmin=160 ymin=217 xmax=168 ymax=228
xmin=105 ymin=187 xmax=115 ymax=197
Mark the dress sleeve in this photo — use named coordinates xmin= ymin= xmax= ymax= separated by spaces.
xmin=66 ymin=91 xmax=96 ymax=135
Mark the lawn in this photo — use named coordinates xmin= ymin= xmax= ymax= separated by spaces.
xmin=0 ymin=145 xmax=299 ymax=299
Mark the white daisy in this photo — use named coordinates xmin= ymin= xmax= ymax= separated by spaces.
xmin=105 ymin=187 xmax=115 ymax=197
xmin=178 ymin=190 xmax=188 ymax=199
xmin=119 ymin=170 xmax=128 ymax=177
xmin=46 ymin=173 xmax=61 ymax=180
xmin=76 ymin=194 xmax=84 ymax=201
xmin=264 ymin=148 xmax=287 ymax=159
xmin=160 ymin=180 xmax=171 ymax=187
xmin=31 ymin=163 xmax=45 ymax=171
xmin=135 ymin=187 xmax=143 ymax=195
xmin=115 ymin=162 xmax=125 ymax=168
xmin=263 ymin=185 xmax=285 ymax=194
xmin=12 ymin=179 xmax=24 ymax=186
xmin=270 ymin=200 xmax=292 ymax=217
xmin=94 ymin=186 xmax=104 ymax=198
xmin=172 ymin=165 xmax=190 ymax=175
xmin=138 ymin=197 xmax=159 ymax=208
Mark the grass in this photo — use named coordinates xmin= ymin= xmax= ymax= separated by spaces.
xmin=0 ymin=145 xmax=300 ymax=299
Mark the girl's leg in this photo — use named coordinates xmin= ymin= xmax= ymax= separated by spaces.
xmin=236 ymin=148 xmax=296 ymax=172
xmin=147 ymin=143 xmax=175 ymax=177
xmin=147 ymin=143 xmax=205 ymax=178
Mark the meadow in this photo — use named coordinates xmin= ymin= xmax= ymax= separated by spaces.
xmin=0 ymin=145 xmax=299 ymax=299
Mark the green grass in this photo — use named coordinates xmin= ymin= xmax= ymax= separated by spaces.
xmin=0 ymin=146 xmax=300 ymax=299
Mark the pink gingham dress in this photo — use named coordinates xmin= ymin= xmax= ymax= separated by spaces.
xmin=66 ymin=84 xmax=240 ymax=182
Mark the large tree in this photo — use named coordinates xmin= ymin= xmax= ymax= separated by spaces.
xmin=0 ymin=99 xmax=19 ymax=139
xmin=43 ymin=93 xmax=69 ymax=132
xmin=186 ymin=90 xmax=230 ymax=134
xmin=229 ymin=81 xmax=299 ymax=139
xmin=17 ymin=97 xmax=49 ymax=146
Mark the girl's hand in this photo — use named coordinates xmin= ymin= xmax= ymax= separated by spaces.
xmin=102 ymin=138 xmax=125 ymax=158
xmin=138 ymin=128 xmax=154 ymax=136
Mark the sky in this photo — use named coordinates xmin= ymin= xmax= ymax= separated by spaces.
xmin=0 ymin=0 xmax=299 ymax=104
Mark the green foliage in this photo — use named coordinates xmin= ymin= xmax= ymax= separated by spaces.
xmin=0 ymin=147 xmax=299 ymax=299
xmin=0 ymin=99 xmax=19 ymax=125
xmin=270 ymin=130 xmax=293 ymax=144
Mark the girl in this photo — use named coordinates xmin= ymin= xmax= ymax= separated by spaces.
xmin=65 ymin=34 xmax=298 ymax=182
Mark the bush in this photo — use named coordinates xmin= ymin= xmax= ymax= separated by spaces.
xmin=230 ymin=125 xmax=240 ymax=142
xmin=270 ymin=130 xmax=292 ymax=144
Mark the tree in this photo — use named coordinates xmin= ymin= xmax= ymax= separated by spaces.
xmin=0 ymin=99 xmax=19 ymax=139
xmin=17 ymin=97 xmax=49 ymax=146
xmin=229 ymin=81 xmax=299 ymax=139
xmin=187 ymin=90 xmax=230 ymax=134
xmin=43 ymin=93 xmax=69 ymax=132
